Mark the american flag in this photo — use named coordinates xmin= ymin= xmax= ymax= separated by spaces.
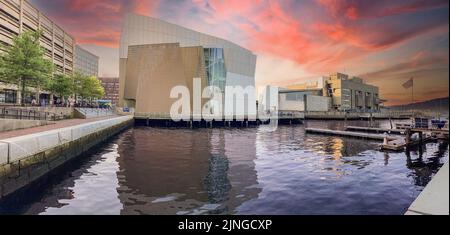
xmin=402 ymin=78 xmax=413 ymax=89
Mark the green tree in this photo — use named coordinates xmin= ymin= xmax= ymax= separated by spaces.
xmin=46 ymin=74 xmax=73 ymax=101
xmin=0 ymin=30 xmax=53 ymax=105
xmin=81 ymin=76 xmax=105 ymax=104
xmin=72 ymin=71 xmax=86 ymax=103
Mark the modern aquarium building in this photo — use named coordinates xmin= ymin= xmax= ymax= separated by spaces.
xmin=119 ymin=14 xmax=257 ymax=120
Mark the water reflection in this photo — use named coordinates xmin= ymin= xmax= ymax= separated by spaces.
xmin=403 ymin=141 xmax=448 ymax=187
xmin=116 ymin=128 xmax=260 ymax=215
xmin=25 ymin=144 xmax=122 ymax=215
xmin=0 ymin=121 xmax=447 ymax=215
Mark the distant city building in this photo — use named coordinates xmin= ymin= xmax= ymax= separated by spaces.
xmin=119 ymin=14 xmax=257 ymax=118
xmin=287 ymin=73 xmax=380 ymax=112
xmin=261 ymin=73 xmax=380 ymax=114
xmin=74 ymin=45 xmax=99 ymax=77
xmin=98 ymin=77 xmax=119 ymax=105
xmin=0 ymin=0 xmax=75 ymax=104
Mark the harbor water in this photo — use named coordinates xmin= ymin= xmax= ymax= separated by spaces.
xmin=0 ymin=120 xmax=448 ymax=215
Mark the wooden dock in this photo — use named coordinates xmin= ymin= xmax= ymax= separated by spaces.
xmin=345 ymin=126 xmax=405 ymax=135
xmin=305 ymin=128 xmax=398 ymax=141
xmin=306 ymin=126 xmax=448 ymax=152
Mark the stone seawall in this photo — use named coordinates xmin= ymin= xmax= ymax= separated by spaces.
xmin=0 ymin=119 xmax=54 ymax=132
xmin=0 ymin=115 xmax=133 ymax=198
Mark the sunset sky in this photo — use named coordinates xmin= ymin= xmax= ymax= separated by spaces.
xmin=30 ymin=0 xmax=449 ymax=105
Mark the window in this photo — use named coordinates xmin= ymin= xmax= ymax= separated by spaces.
xmin=0 ymin=89 xmax=17 ymax=103
xmin=286 ymin=93 xmax=303 ymax=101
xmin=204 ymin=48 xmax=226 ymax=93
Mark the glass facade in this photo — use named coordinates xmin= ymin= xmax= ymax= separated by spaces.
xmin=204 ymin=48 xmax=226 ymax=93
xmin=75 ymin=46 xmax=99 ymax=77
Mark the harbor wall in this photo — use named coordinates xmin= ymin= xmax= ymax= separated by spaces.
xmin=0 ymin=115 xmax=133 ymax=198
xmin=0 ymin=119 xmax=54 ymax=132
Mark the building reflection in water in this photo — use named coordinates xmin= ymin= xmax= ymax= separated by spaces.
xmin=403 ymin=141 xmax=448 ymax=187
xmin=221 ymin=130 xmax=261 ymax=213
xmin=115 ymin=127 xmax=260 ymax=215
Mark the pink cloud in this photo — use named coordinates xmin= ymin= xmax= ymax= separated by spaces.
xmin=316 ymin=0 xmax=449 ymax=20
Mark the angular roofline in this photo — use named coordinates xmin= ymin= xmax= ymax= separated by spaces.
xmin=123 ymin=13 xmax=256 ymax=56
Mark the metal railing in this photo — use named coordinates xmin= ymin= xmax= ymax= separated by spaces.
xmin=75 ymin=107 xmax=115 ymax=118
xmin=0 ymin=107 xmax=67 ymax=121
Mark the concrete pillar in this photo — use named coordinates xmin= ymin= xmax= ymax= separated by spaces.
xmin=344 ymin=112 xmax=348 ymax=127
xmin=16 ymin=90 xmax=22 ymax=105
xmin=35 ymin=87 xmax=40 ymax=105
xmin=389 ymin=115 xmax=393 ymax=129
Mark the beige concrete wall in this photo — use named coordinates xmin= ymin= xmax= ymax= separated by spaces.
xmin=279 ymin=93 xmax=305 ymax=112
xmin=306 ymin=95 xmax=331 ymax=112
xmin=135 ymin=44 xmax=188 ymax=114
xmin=122 ymin=44 xmax=211 ymax=115
xmin=0 ymin=118 xmax=53 ymax=132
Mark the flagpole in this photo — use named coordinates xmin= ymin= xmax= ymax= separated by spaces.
xmin=412 ymin=77 xmax=414 ymax=118
xmin=412 ymin=77 xmax=414 ymax=104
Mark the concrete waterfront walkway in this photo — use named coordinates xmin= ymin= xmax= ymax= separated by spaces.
xmin=0 ymin=115 xmax=119 ymax=140
xmin=406 ymin=162 xmax=449 ymax=215
xmin=1 ymin=115 xmax=134 ymax=198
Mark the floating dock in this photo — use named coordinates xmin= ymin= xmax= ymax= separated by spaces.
xmin=306 ymin=126 xmax=448 ymax=151
xmin=305 ymin=128 xmax=397 ymax=141
xmin=345 ymin=126 xmax=405 ymax=135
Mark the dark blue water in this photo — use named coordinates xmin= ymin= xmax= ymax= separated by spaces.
xmin=1 ymin=120 xmax=448 ymax=215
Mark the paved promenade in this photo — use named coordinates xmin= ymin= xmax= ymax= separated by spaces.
xmin=406 ymin=161 xmax=449 ymax=215
xmin=0 ymin=115 xmax=119 ymax=140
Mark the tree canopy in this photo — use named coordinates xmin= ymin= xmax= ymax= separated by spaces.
xmin=81 ymin=75 xmax=105 ymax=100
xmin=46 ymin=74 xmax=73 ymax=99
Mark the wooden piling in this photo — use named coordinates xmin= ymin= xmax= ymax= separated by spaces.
xmin=405 ymin=129 xmax=411 ymax=146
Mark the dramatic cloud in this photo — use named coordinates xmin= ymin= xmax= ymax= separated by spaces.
xmin=31 ymin=0 xmax=160 ymax=47
xmin=30 ymin=0 xmax=449 ymax=105
xmin=316 ymin=0 xmax=449 ymax=20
